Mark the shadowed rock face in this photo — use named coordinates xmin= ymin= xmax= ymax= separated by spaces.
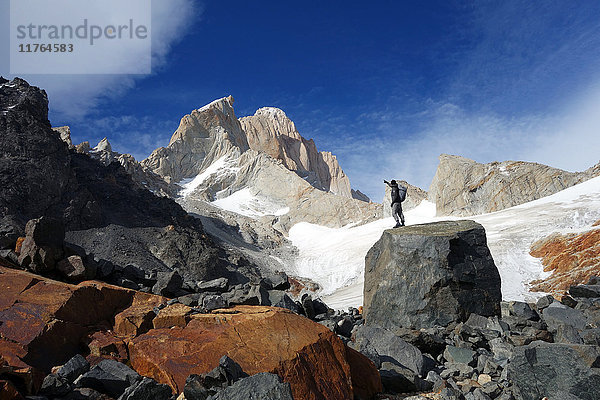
xmin=0 ymin=78 xmax=238 ymax=283
xmin=428 ymin=154 xmax=600 ymax=217
xmin=530 ymin=224 xmax=600 ymax=298
xmin=363 ymin=220 xmax=502 ymax=330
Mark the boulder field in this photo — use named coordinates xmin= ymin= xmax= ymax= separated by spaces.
xmin=0 ymin=266 xmax=381 ymax=399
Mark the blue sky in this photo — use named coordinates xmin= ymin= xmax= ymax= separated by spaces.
xmin=2 ymin=1 xmax=600 ymax=201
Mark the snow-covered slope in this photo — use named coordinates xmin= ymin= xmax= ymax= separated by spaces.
xmin=288 ymin=176 xmax=600 ymax=309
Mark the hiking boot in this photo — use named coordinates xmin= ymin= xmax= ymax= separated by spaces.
xmin=393 ymin=223 xmax=401 ymax=228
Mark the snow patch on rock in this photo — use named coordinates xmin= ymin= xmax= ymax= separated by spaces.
xmin=211 ymin=188 xmax=290 ymax=217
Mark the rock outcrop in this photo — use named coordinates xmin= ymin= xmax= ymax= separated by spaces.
xmin=52 ymin=126 xmax=74 ymax=148
xmin=0 ymin=266 xmax=381 ymax=399
xmin=529 ymin=223 xmax=600 ymax=298
xmin=240 ymin=107 xmax=356 ymax=199
xmin=382 ymin=180 xmax=428 ymax=217
xmin=429 ymin=154 xmax=600 ymax=216
xmin=363 ymin=220 xmax=502 ymax=330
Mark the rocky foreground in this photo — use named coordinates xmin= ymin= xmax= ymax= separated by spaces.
xmin=2 ymin=218 xmax=600 ymax=399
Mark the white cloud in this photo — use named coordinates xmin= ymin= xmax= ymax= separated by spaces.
xmin=1 ymin=0 xmax=199 ymax=119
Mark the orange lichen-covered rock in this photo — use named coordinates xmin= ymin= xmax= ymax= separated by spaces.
xmin=0 ymin=267 xmax=136 ymax=372
xmin=344 ymin=346 xmax=382 ymax=399
xmin=152 ymin=303 xmax=192 ymax=329
xmin=530 ymin=227 xmax=600 ymax=298
xmin=86 ymin=331 xmax=129 ymax=363
xmin=129 ymin=306 xmax=380 ymax=399
xmin=14 ymin=237 xmax=25 ymax=255
xmin=114 ymin=292 xmax=165 ymax=338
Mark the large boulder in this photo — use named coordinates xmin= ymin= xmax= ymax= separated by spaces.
xmin=364 ymin=220 xmax=501 ymax=330
xmin=0 ymin=266 xmax=135 ymax=374
xmin=507 ymin=341 xmax=600 ymax=400
xmin=128 ymin=305 xmax=381 ymax=399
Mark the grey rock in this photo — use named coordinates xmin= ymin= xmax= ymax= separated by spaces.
xmin=207 ymin=372 xmax=293 ymax=400
xmin=40 ymin=373 xmax=72 ymax=397
xmin=470 ymin=388 xmax=492 ymax=400
xmin=262 ymin=272 xmax=290 ymax=290
xmin=57 ymin=255 xmax=94 ymax=281
xmin=570 ymin=284 xmax=600 ymax=298
xmin=117 ymin=377 xmax=171 ymax=400
xmin=353 ymin=325 xmax=426 ymax=376
xmin=542 ymin=302 xmax=587 ymax=332
xmin=444 ymin=346 xmax=477 ymax=366
xmin=0 ymin=216 xmax=23 ymax=250
xmin=425 ymin=370 xmax=445 ymax=391
xmin=379 ymin=361 xmax=433 ymax=393
xmin=178 ymin=293 xmax=202 ymax=307
xmin=202 ymin=295 xmax=226 ymax=312
xmin=318 ymin=319 xmax=337 ymax=332
xmin=439 ymin=386 xmax=466 ymax=400
xmin=267 ymin=291 xmax=301 ymax=314
xmin=152 ymin=270 xmax=183 ymax=297
xmin=536 ymin=294 xmax=554 ymax=310
xmin=581 ymin=328 xmax=600 ymax=345
xmin=58 ymin=354 xmax=90 ymax=382
xmin=555 ymin=323 xmax=583 ymax=344
xmin=588 ymin=276 xmax=600 ymax=285
xmin=508 ymin=301 xmax=539 ymax=321
xmin=184 ymin=356 xmax=249 ymax=400
xmin=561 ymin=295 xmax=579 ymax=308
xmin=508 ymin=341 xmax=600 ymax=400
xmin=440 ymin=363 xmax=474 ymax=380
xmin=224 ymin=283 xmax=269 ymax=306
xmin=301 ymin=295 xmax=316 ymax=319
xmin=197 ymin=277 xmax=229 ymax=292
xmin=364 ymin=220 xmax=501 ymax=330
xmin=488 ymin=337 xmax=514 ymax=365
xmin=75 ymin=359 xmax=141 ymax=398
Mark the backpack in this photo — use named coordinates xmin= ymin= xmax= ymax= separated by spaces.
xmin=398 ymin=185 xmax=407 ymax=202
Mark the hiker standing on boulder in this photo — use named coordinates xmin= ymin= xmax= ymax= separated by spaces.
xmin=384 ymin=179 xmax=407 ymax=228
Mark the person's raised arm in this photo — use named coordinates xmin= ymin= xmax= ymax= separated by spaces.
xmin=383 ymin=180 xmax=390 ymax=186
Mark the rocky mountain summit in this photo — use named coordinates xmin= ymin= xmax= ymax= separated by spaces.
xmin=429 ymin=154 xmax=600 ymax=216
xmin=141 ymin=96 xmax=379 ymax=233
xmin=240 ymin=107 xmax=357 ymax=199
